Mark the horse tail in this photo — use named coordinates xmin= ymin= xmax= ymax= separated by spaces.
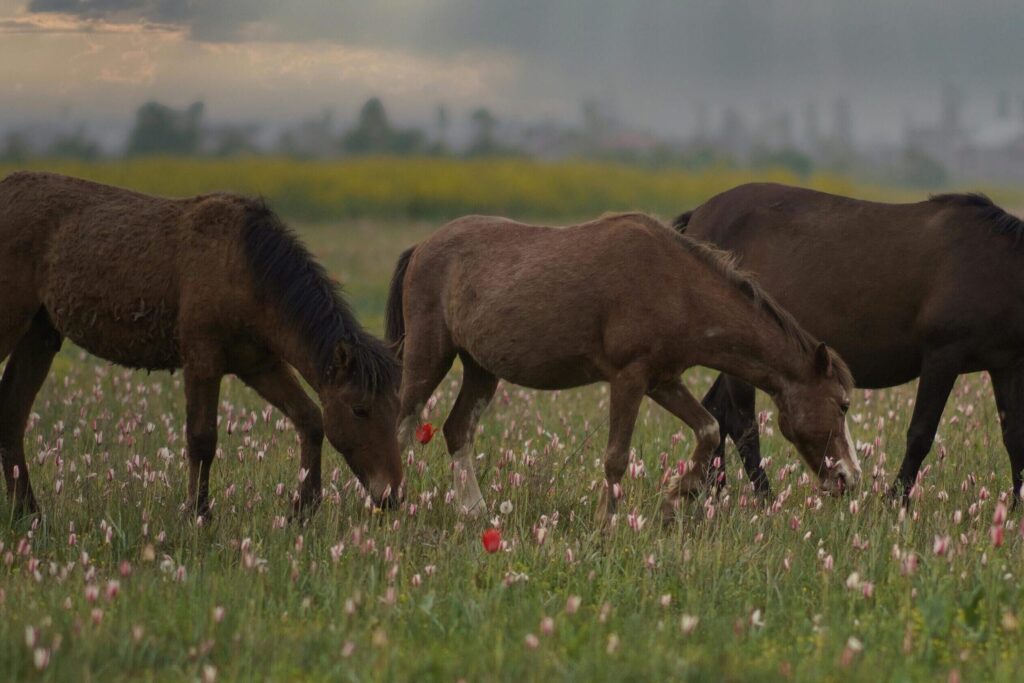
xmin=671 ymin=210 xmax=693 ymax=233
xmin=385 ymin=246 xmax=416 ymax=357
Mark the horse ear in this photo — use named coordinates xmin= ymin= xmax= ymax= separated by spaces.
xmin=328 ymin=341 xmax=353 ymax=380
xmin=814 ymin=342 xmax=834 ymax=377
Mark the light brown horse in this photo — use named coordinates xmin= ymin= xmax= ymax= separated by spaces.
xmin=676 ymin=183 xmax=1024 ymax=502
xmin=0 ymin=171 xmax=403 ymax=520
xmin=385 ymin=212 xmax=860 ymax=523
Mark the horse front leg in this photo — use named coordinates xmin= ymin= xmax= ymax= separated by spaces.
xmin=595 ymin=365 xmax=647 ymax=530
xmin=442 ymin=356 xmax=498 ymax=517
xmin=183 ymin=348 xmax=224 ymax=523
xmin=0 ymin=312 xmax=62 ymax=520
xmin=649 ymin=379 xmax=721 ymax=523
xmin=238 ymin=361 xmax=325 ymax=521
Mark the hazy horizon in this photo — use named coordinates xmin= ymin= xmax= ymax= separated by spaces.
xmin=3 ymin=0 xmax=1024 ymax=144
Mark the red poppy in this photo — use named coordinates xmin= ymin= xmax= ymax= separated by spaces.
xmin=415 ymin=423 xmax=436 ymax=445
xmin=481 ymin=528 xmax=502 ymax=553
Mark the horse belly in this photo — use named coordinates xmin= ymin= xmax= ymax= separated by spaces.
xmin=837 ymin=345 xmax=922 ymax=388
xmin=42 ymin=253 xmax=182 ymax=370
xmin=53 ymin=303 xmax=181 ymax=370
xmin=458 ymin=325 xmax=604 ymax=389
xmin=481 ymin=354 xmax=603 ymax=390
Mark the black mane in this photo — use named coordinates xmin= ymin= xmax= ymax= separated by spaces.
xmin=930 ymin=192 xmax=1024 ymax=245
xmin=242 ymin=200 xmax=399 ymax=393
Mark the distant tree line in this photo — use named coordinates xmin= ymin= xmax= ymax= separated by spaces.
xmin=0 ymin=96 xmax=953 ymax=187
xmin=0 ymin=97 xmax=515 ymax=162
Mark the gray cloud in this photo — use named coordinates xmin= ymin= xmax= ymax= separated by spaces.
xmin=26 ymin=0 xmax=264 ymax=38
xmin=29 ymin=0 xmax=187 ymax=20
xmin=15 ymin=0 xmax=1024 ymax=140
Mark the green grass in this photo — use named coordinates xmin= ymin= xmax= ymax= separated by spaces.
xmin=2 ymin=219 xmax=1023 ymax=682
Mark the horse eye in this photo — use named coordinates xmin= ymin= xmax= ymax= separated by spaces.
xmin=352 ymin=406 xmax=370 ymax=419
xmin=840 ymin=403 xmax=850 ymax=415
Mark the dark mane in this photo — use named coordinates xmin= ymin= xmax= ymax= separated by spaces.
xmin=242 ymin=200 xmax=398 ymax=393
xmin=610 ymin=213 xmax=853 ymax=389
xmin=929 ymin=192 xmax=1024 ymax=245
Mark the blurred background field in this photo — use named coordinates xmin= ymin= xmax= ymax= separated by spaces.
xmin=2 ymin=156 xmax=916 ymax=223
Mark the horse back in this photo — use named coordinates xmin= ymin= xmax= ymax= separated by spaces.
xmin=1 ymin=172 xmax=257 ymax=370
xmin=401 ymin=214 xmax=715 ymax=387
xmin=684 ymin=183 xmax=1024 ymax=383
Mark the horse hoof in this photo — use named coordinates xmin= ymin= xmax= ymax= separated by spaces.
xmin=182 ymin=500 xmax=214 ymax=525
xmin=750 ymin=481 xmax=774 ymax=502
xmin=187 ymin=511 xmax=214 ymax=527
xmin=660 ymin=499 xmax=679 ymax=528
xmin=594 ymin=512 xmax=616 ymax=535
xmin=7 ymin=499 xmax=40 ymax=523
xmin=460 ymin=497 xmax=487 ymax=518
xmin=290 ymin=495 xmax=322 ymax=524
xmin=884 ymin=484 xmax=910 ymax=507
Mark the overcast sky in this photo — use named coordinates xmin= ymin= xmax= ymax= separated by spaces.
xmin=2 ymin=0 xmax=1023 ymax=142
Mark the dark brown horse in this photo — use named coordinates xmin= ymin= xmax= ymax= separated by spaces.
xmin=676 ymin=182 xmax=1024 ymax=501
xmin=0 ymin=171 xmax=403 ymax=520
xmin=385 ymin=212 xmax=860 ymax=524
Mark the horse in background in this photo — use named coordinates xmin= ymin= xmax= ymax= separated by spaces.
xmin=677 ymin=183 xmax=1024 ymax=502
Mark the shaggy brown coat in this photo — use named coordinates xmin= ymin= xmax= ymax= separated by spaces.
xmin=678 ymin=182 xmax=1024 ymax=500
xmin=386 ymin=212 xmax=860 ymax=522
xmin=0 ymin=171 xmax=402 ymax=519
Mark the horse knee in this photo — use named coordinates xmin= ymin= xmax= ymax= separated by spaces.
xmin=905 ymin=425 xmax=935 ymax=458
xmin=697 ymin=418 xmax=721 ymax=452
xmin=1000 ymin=420 xmax=1024 ymax=447
xmin=604 ymin=455 xmax=628 ymax=482
xmin=294 ymin=407 xmax=324 ymax=445
xmin=700 ymin=382 xmax=724 ymax=414
xmin=442 ymin=419 xmax=467 ymax=454
xmin=0 ymin=427 xmax=17 ymax=450
xmin=187 ymin=431 xmax=217 ymax=464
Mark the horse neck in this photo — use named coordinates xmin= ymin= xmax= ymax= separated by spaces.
xmin=256 ymin=310 xmax=325 ymax=391
xmin=693 ymin=294 xmax=811 ymax=396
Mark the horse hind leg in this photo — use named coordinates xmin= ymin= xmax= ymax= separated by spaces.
xmin=396 ymin=325 xmax=456 ymax=449
xmin=1 ymin=310 xmax=62 ymax=519
xmin=888 ymin=352 xmax=959 ymax=504
xmin=0 ymin=294 xmax=39 ymax=363
xmin=594 ymin=364 xmax=648 ymax=530
xmin=991 ymin=363 xmax=1024 ymax=504
xmin=442 ymin=354 xmax=498 ymax=517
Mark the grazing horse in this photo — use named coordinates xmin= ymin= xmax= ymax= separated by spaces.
xmin=385 ymin=212 xmax=860 ymax=523
xmin=676 ymin=182 xmax=1024 ymax=501
xmin=0 ymin=171 xmax=403 ymax=520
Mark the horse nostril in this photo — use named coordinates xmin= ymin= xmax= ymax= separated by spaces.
xmin=823 ymin=467 xmax=848 ymax=495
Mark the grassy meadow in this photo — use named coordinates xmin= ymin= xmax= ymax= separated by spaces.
xmin=2 ymin=160 xmax=1024 ymax=681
